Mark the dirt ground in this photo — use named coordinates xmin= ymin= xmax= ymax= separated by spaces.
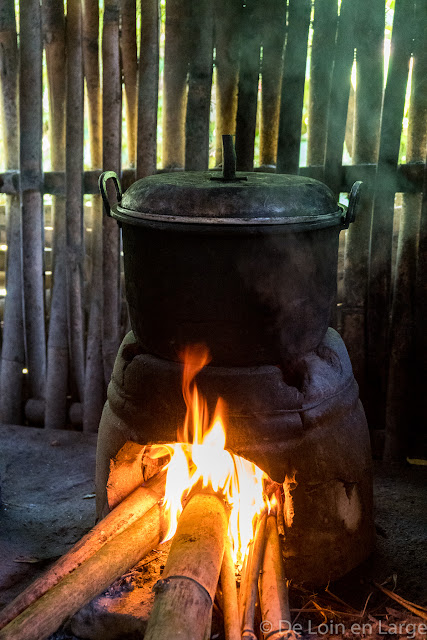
xmin=0 ymin=423 xmax=426 ymax=639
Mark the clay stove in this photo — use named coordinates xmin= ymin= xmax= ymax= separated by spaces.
xmin=98 ymin=140 xmax=374 ymax=586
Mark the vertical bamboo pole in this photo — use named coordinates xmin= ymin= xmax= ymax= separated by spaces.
xmin=415 ymin=153 xmax=427 ymax=457
xmin=66 ymin=0 xmax=85 ymax=405
xmin=307 ymin=0 xmax=338 ymax=167
xmin=83 ymin=0 xmax=105 ymax=432
xmin=162 ymin=0 xmax=190 ymax=170
xmin=0 ymin=0 xmax=25 ymax=424
xmin=366 ymin=0 xmax=415 ymax=431
xmin=19 ymin=0 xmax=46 ymax=403
xmin=43 ymin=0 xmax=68 ymax=430
xmin=413 ymin=0 xmax=427 ymax=456
xmin=102 ymin=0 xmax=121 ymax=384
xmin=321 ymin=0 xmax=357 ymax=329
xmin=259 ymin=0 xmax=286 ymax=168
xmin=136 ymin=0 xmax=159 ymax=180
xmin=385 ymin=1 xmax=427 ymax=460
xmin=276 ymin=0 xmax=311 ymax=175
xmin=322 ymin=0 xmax=357 ymax=193
xmin=214 ymin=0 xmax=240 ymax=167
xmin=341 ymin=0 xmax=384 ymax=401
xmin=185 ymin=0 xmax=214 ymax=171
xmin=235 ymin=0 xmax=262 ymax=172
xmin=120 ymin=0 xmax=138 ymax=168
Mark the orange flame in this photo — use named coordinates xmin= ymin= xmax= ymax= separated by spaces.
xmin=149 ymin=345 xmax=269 ymax=565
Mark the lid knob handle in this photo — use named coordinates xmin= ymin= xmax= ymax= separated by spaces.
xmin=222 ymin=134 xmax=237 ymax=180
xmin=210 ymin=135 xmax=247 ymax=183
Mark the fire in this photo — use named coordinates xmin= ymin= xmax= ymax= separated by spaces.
xmin=148 ymin=345 xmax=269 ymax=565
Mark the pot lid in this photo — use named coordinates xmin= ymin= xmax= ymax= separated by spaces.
xmin=99 ymin=134 xmax=361 ymax=230
xmin=116 ymin=171 xmax=343 ymax=228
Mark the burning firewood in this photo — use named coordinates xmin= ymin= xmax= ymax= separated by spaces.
xmin=0 ymin=470 xmax=166 ymax=634
xmin=259 ymin=509 xmax=291 ymax=640
xmin=241 ymin=510 xmax=268 ymax=639
xmin=220 ymin=537 xmax=240 ymax=640
xmin=0 ymin=499 xmax=169 ymax=640
xmin=144 ymin=491 xmax=229 ymax=640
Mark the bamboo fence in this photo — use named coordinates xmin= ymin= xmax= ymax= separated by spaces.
xmin=0 ymin=0 xmax=425 ymax=461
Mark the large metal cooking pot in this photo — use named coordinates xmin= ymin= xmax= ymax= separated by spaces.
xmin=100 ymin=164 xmax=361 ymax=367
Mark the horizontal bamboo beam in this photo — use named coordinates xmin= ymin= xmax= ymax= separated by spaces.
xmin=0 ymin=163 xmax=424 ymax=196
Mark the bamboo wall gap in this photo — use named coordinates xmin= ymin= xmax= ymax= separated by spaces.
xmin=43 ymin=0 xmax=68 ymax=430
xmin=0 ymin=0 xmax=25 ymax=424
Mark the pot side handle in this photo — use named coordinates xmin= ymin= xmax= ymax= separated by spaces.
xmin=99 ymin=171 xmax=122 ymax=217
xmin=340 ymin=181 xmax=363 ymax=228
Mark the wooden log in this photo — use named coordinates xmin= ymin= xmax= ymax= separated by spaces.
xmin=65 ymin=0 xmax=85 ymax=403
xmin=144 ymin=492 xmax=229 ymax=640
xmin=239 ymin=535 xmax=253 ymax=625
xmin=82 ymin=0 xmax=105 ymax=432
xmin=120 ymin=0 xmax=138 ymax=168
xmin=162 ymin=0 xmax=190 ymax=169
xmin=0 ymin=470 xmax=166 ymax=631
xmin=102 ymin=0 xmax=122 ymax=385
xmin=276 ymin=0 xmax=311 ymax=175
xmin=307 ymin=0 xmax=338 ymax=166
xmin=366 ymin=0 xmax=415 ymax=431
xmin=259 ymin=0 xmax=286 ymax=168
xmin=136 ymin=0 xmax=159 ymax=179
xmin=259 ymin=512 xmax=291 ymax=639
xmin=275 ymin=488 xmax=285 ymax=537
xmin=220 ymin=537 xmax=240 ymax=640
xmin=235 ymin=1 xmax=261 ymax=172
xmin=0 ymin=500 xmax=168 ymax=640
xmin=384 ymin=0 xmax=427 ymax=460
xmin=43 ymin=0 xmax=68 ymax=430
xmin=214 ymin=0 xmax=240 ymax=166
xmin=241 ymin=511 xmax=267 ymax=639
xmin=341 ymin=0 xmax=384 ymax=402
xmin=185 ymin=0 xmax=214 ymax=171
xmin=19 ymin=0 xmax=46 ymax=402
xmin=0 ymin=0 xmax=25 ymax=423
xmin=323 ymin=0 xmax=357 ymax=194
